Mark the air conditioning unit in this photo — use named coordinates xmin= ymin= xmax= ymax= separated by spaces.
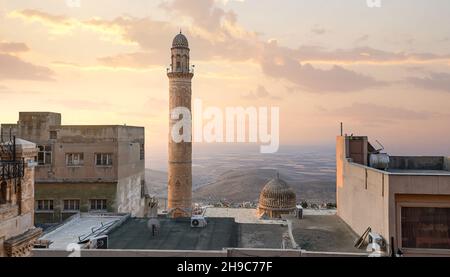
xmin=366 ymin=232 xmax=385 ymax=256
xmin=191 ymin=215 xmax=207 ymax=228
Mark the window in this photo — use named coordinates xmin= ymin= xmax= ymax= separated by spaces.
xmin=66 ymin=153 xmax=84 ymax=166
xmin=90 ymin=199 xmax=107 ymax=211
xmin=63 ymin=199 xmax=80 ymax=211
xmin=95 ymin=153 xmax=113 ymax=166
xmin=401 ymin=207 xmax=450 ymax=249
xmin=37 ymin=145 xmax=52 ymax=165
xmin=36 ymin=200 xmax=53 ymax=211
xmin=0 ymin=181 xmax=7 ymax=204
xmin=140 ymin=179 xmax=145 ymax=198
xmin=49 ymin=131 xmax=57 ymax=140
xmin=140 ymin=143 xmax=145 ymax=160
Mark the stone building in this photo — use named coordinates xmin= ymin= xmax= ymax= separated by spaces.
xmin=0 ymin=137 xmax=42 ymax=257
xmin=336 ymin=134 xmax=450 ymax=256
xmin=1 ymin=112 xmax=146 ymax=225
xmin=257 ymin=175 xmax=297 ymax=219
xmin=167 ymin=32 xmax=194 ymax=218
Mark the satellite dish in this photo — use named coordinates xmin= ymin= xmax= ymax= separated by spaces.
xmin=147 ymin=218 xmax=160 ymax=228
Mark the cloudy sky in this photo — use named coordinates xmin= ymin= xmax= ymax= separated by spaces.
xmin=1 ymin=0 xmax=449 ymax=161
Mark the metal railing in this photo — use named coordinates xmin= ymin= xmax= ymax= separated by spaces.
xmin=78 ymin=220 xmax=120 ymax=243
xmin=0 ymin=136 xmax=25 ymax=183
xmin=166 ymin=65 xmax=195 ymax=74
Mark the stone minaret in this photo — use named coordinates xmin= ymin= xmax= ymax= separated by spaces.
xmin=167 ymin=32 xmax=193 ymax=218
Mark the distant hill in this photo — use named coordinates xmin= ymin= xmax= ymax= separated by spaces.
xmin=192 ymin=168 xmax=335 ymax=204
xmin=146 ymin=163 xmax=336 ymax=204
xmin=145 ymin=169 xmax=167 ymax=197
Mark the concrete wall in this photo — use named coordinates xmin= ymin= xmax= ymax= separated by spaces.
xmin=116 ymin=126 xmax=145 ymax=217
xmin=1 ymin=113 xmax=145 ymax=183
xmin=32 ymin=248 xmax=368 ymax=257
xmin=34 ymin=182 xmax=117 ymax=224
xmin=389 ymin=156 xmax=445 ymax=170
xmin=36 ymin=126 xmax=120 ymax=182
xmin=36 ymin=140 xmax=118 ymax=182
xmin=17 ymin=112 xmax=61 ymax=143
xmin=2 ymin=112 xmax=146 ymax=223
xmin=346 ymin=136 xmax=368 ymax=165
xmin=337 ymin=164 xmax=389 ymax=238
xmin=117 ymin=126 xmax=144 ymax=179
xmin=337 ymin=135 xmax=450 ymax=257
xmin=444 ymin=157 xmax=450 ymax=171
xmin=116 ymin=173 xmax=145 ymax=217
xmin=336 ymin=136 xmax=389 ymax=240
xmin=388 ymin=175 xmax=450 ymax=256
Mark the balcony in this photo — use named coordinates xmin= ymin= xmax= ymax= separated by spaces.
xmin=0 ymin=137 xmax=25 ymax=183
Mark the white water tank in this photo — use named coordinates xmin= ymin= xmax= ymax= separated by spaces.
xmin=369 ymin=153 xmax=390 ymax=170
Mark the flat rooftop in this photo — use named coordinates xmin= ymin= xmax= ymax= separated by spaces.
xmin=39 ymin=213 xmax=127 ymax=250
xmin=289 ymin=214 xmax=365 ymax=253
xmin=107 ymin=209 xmax=354 ymax=251
xmin=107 ymin=216 xmax=289 ymax=250
xmin=108 ymin=217 xmax=239 ymax=250
xmin=37 ymin=209 xmax=364 ymax=254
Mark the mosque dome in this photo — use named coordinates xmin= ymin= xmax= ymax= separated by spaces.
xmin=258 ymin=175 xmax=297 ymax=219
xmin=172 ymin=32 xmax=189 ymax=48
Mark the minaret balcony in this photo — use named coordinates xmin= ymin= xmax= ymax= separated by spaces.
xmin=167 ymin=67 xmax=194 ymax=79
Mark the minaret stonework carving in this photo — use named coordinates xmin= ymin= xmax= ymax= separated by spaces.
xmin=167 ymin=32 xmax=193 ymax=218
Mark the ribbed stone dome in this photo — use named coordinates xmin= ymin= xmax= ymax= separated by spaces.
xmin=172 ymin=32 xmax=189 ymax=48
xmin=258 ymin=176 xmax=296 ymax=218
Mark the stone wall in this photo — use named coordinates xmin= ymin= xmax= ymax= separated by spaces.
xmin=0 ymin=139 xmax=41 ymax=257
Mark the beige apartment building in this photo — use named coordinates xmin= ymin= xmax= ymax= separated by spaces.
xmin=1 ymin=112 xmax=146 ymax=225
xmin=336 ymin=135 xmax=450 ymax=256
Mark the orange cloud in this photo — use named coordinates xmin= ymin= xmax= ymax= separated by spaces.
xmin=0 ymin=53 xmax=54 ymax=81
xmin=0 ymin=42 xmax=29 ymax=53
xmin=8 ymin=2 xmax=450 ymax=93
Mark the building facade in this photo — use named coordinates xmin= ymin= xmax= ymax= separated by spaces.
xmin=1 ymin=112 xmax=146 ymax=224
xmin=336 ymin=135 xmax=450 ymax=256
xmin=167 ymin=32 xmax=193 ymax=218
xmin=0 ymin=138 xmax=42 ymax=257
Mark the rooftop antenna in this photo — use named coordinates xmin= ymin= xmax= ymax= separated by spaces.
xmin=340 ymin=122 xmax=343 ymax=136
xmin=13 ymin=135 xmax=16 ymax=161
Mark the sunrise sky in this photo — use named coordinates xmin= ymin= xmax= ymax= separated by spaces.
xmin=1 ymin=0 xmax=450 ymax=163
